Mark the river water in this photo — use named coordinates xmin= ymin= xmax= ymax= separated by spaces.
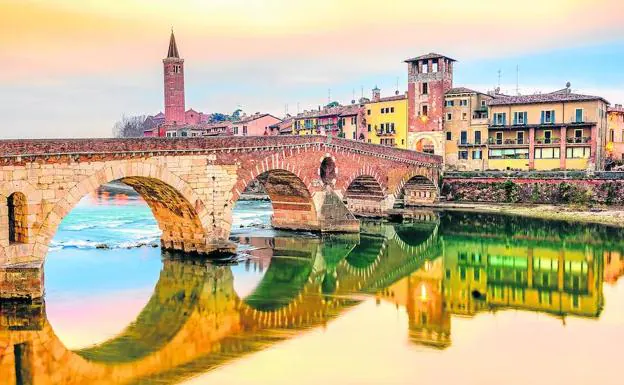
xmin=2 ymin=184 xmax=624 ymax=385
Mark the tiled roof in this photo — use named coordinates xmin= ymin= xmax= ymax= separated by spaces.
xmin=234 ymin=113 xmax=281 ymax=124
xmin=487 ymin=91 xmax=609 ymax=106
xmin=366 ymin=94 xmax=407 ymax=104
xmin=404 ymin=53 xmax=456 ymax=63
xmin=446 ymin=87 xmax=481 ymax=95
xmin=609 ymin=106 xmax=624 ymax=114
xmin=339 ymin=105 xmax=363 ymax=117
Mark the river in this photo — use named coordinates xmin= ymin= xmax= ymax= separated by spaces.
xmin=1 ymin=183 xmax=624 ymax=385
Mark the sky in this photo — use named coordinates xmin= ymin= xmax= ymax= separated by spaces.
xmin=1 ymin=0 xmax=623 ymax=139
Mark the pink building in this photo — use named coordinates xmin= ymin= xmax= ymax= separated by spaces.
xmin=231 ymin=114 xmax=282 ymax=136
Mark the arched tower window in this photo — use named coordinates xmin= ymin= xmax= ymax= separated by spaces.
xmin=8 ymin=192 xmax=27 ymax=244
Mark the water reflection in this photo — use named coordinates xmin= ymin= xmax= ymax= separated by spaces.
xmin=2 ymin=212 xmax=624 ymax=384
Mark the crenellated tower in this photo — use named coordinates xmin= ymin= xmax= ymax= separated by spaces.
xmin=163 ymin=30 xmax=185 ymax=126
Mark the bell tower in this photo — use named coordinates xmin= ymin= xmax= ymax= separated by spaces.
xmin=163 ymin=30 xmax=185 ymax=125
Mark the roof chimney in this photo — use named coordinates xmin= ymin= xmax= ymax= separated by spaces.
xmin=372 ymin=86 xmax=381 ymax=102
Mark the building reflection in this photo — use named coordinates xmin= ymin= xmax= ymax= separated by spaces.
xmin=1 ymin=212 xmax=623 ymax=383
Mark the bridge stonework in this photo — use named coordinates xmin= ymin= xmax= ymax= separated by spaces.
xmin=0 ymin=136 xmax=441 ymax=299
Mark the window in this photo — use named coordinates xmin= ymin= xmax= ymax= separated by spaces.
xmin=575 ymin=129 xmax=583 ymax=139
xmin=575 ymin=108 xmax=583 ymax=123
xmin=566 ymin=147 xmax=591 ymax=159
xmin=7 ymin=192 xmax=27 ymax=244
xmin=351 ymin=117 xmax=356 ymax=124
xmin=446 ymin=100 xmax=455 ymax=107
xmin=367 ymin=109 xmax=371 ymax=115
xmin=446 ymin=132 xmax=452 ymax=141
xmin=544 ymin=130 xmax=552 ymax=144
xmin=367 ymin=124 xmax=371 ymax=132
xmin=447 ymin=113 xmax=452 ymax=121
xmin=422 ymin=83 xmax=428 ymax=95
xmin=488 ymin=148 xmax=529 ymax=159
xmin=166 ymin=132 xmax=172 ymax=137
xmin=181 ymin=131 xmax=187 ymax=137
xmin=534 ymin=148 xmax=560 ymax=159
xmin=458 ymin=151 xmax=469 ymax=160
xmin=422 ymin=105 xmax=428 ymax=116
xmin=173 ymin=64 xmax=181 ymax=74
xmin=610 ymin=130 xmax=615 ymax=142
xmin=381 ymin=108 xmax=385 ymax=114
xmin=422 ymin=61 xmax=429 ymax=73
xmin=390 ymin=107 xmax=394 ymax=113
xmin=243 ymin=126 xmax=248 ymax=135
xmin=460 ymin=131 xmax=467 ymax=144
xmin=517 ymin=131 xmax=525 ymax=144
xmin=432 ymin=60 xmax=438 ymax=72
xmin=352 ymin=132 xmax=356 ymax=139
xmin=514 ymin=111 xmax=528 ymax=125
xmin=462 ymin=112 xmax=467 ymax=120
xmin=391 ymin=123 xmax=395 ymax=132
xmin=459 ymin=99 xmax=468 ymax=107
xmin=541 ymin=110 xmax=556 ymax=124
xmin=493 ymin=113 xmax=507 ymax=126
xmin=474 ymin=131 xmax=482 ymax=144
xmin=495 ymin=131 xmax=503 ymax=145
xmin=380 ymin=123 xmax=385 ymax=131
xmin=481 ymin=100 xmax=487 ymax=107
xmin=472 ymin=150 xmax=482 ymax=159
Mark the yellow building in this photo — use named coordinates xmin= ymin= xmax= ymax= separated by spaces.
xmin=487 ymin=87 xmax=610 ymax=171
xmin=364 ymin=87 xmax=409 ymax=149
xmin=293 ymin=112 xmax=318 ymax=136
xmin=443 ymin=236 xmax=603 ymax=319
xmin=607 ymin=104 xmax=624 ymax=164
xmin=443 ymin=87 xmax=493 ymax=171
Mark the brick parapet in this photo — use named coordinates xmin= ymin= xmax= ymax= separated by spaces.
xmin=0 ymin=136 xmax=442 ymax=168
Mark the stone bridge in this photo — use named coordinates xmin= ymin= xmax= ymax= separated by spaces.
xmin=0 ymin=136 xmax=441 ymax=299
xmin=0 ymin=220 xmax=442 ymax=385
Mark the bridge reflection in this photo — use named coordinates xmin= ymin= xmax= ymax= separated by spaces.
xmin=1 ymin=212 xmax=623 ymax=384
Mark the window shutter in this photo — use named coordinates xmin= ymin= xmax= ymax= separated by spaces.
xmin=541 ymin=111 xmax=545 ymax=124
xmin=552 ymin=110 xmax=556 ymax=123
xmin=513 ymin=112 xmax=518 ymax=125
xmin=503 ymin=113 xmax=507 ymax=126
xmin=523 ymin=112 xmax=528 ymax=124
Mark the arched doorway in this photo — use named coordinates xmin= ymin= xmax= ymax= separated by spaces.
xmin=416 ymin=138 xmax=436 ymax=154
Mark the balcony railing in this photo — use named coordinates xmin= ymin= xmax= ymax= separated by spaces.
xmin=376 ymin=129 xmax=396 ymax=136
xmin=535 ymin=137 xmax=561 ymax=145
xmin=457 ymin=140 xmax=484 ymax=147
xmin=566 ymin=136 xmax=591 ymax=144
xmin=488 ymin=138 xmax=528 ymax=146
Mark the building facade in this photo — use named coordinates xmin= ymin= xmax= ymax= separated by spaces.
xmin=487 ymin=89 xmax=609 ymax=171
xmin=231 ymin=114 xmax=282 ymax=136
xmin=364 ymin=88 xmax=408 ymax=149
xmin=406 ymin=53 xmax=455 ymax=160
xmin=443 ymin=88 xmax=493 ymax=170
xmin=607 ymin=104 xmax=624 ymax=164
xmin=163 ymin=31 xmax=186 ymax=126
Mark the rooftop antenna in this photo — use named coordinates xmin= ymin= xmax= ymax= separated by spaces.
xmin=352 ymin=89 xmax=356 ymax=104
xmin=396 ymin=77 xmax=400 ymax=95
xmin=361 ymin=86 xmax=364 ymax=98
xmin=297 ymin=102 xmax=300 ymax=114
xmin=497 ymin=69 xmax=502 ymax=90
xmin=328 ymin=88 xmax=331 ymax=104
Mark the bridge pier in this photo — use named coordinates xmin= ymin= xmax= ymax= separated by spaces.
xmin=0 ymin=262 xmax=44 ymax=301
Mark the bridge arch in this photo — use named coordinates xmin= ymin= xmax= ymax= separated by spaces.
xmin=393 ymin=171 xmax=439 ymax=206
xmin=31 ymin=161 xmax=213 ymax=263
xmin=226 ymin=159 xmax=320 ymax=235
xmin=343 ymin=173 xmax=387 ymax=216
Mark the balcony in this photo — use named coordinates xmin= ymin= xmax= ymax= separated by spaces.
xmin=566 ymin=136 xmax=591 ymax=145
xmin=376 ymin=129 xmax=396 ymax=136
xmin=472 ymin=117 xmax=489 ymax=125
xmin=568 ymin=115 xmax=595 ymax=126
xmin=535 ymin=137 xmax=561 ymax=146
xmin=488 ymin=138 xmax=529 ymax=147
xmin=457 ymin=140 xmax=485 ymax=147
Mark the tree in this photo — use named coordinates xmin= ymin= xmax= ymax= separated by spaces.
xmin=231 ymin=109 xmax=243 ymax=121
xmin=113 ymin=114 xmax=147 ymax=138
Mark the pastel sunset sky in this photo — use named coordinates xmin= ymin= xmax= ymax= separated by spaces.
xmin=1 ymin=0 xmax=623 ymax=138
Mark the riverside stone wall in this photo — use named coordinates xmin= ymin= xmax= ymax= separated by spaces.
xmin=442 ymin=177 xmax=624 ymax=205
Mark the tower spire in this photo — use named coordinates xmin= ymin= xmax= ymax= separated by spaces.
xmin=167 ymin=29 xmax=180 ymax=58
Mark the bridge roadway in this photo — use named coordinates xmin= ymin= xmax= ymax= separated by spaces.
xmin=0 ymin=136 xmax=442 ymax=299
xmin=0 ymin=221 xmax=442 ymax=385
